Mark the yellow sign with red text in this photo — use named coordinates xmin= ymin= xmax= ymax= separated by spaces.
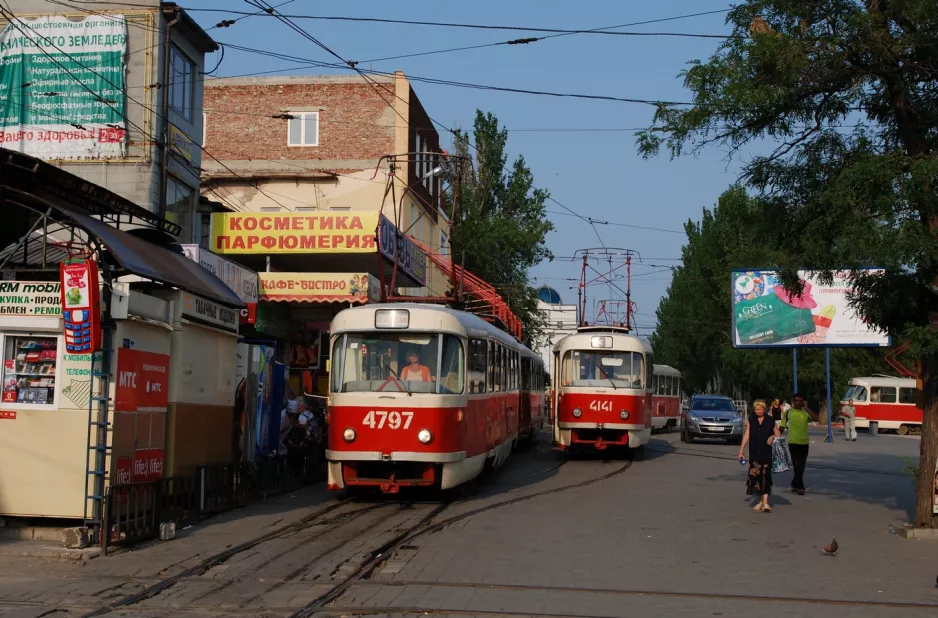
xmin=210 ymin=212 xmax=379 ymax=255
xmin=258 ymin=273 xmax=379 ymax=303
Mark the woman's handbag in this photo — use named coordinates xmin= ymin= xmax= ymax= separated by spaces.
xmin=772 ymin=436 xmax=793 ymax=473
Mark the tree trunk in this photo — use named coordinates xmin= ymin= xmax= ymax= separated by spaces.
xmin=916 ymin=357 xmax=938 ymax=527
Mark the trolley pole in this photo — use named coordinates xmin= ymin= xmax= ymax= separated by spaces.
xmin=792 ymin=349 xmax=798 ymax=394
xmin=825 ymin=348 xmax=834 ymax=443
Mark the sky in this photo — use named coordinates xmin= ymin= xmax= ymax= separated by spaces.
xmin=183 ymin=0 xmax=745 ymax=336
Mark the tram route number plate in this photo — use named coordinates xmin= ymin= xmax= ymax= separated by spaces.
xmin=362 ymin=410 xmax=414 ymax=430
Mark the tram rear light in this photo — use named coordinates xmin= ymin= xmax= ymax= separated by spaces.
xmin=620 ymin=410 xmax=630 ymax=420
xmin=572 ymin=408 xmax=582 ymax=418
xmin=375 ymin=309 xmax=409 ymax=329
xmin=343 ymin=428 xmax=356 ymax=442
xmin=418 ymin=429 xmax=433 ymax=444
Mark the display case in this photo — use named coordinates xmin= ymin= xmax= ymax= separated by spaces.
xmin=1 ymin=335 xmax=61 ymax=408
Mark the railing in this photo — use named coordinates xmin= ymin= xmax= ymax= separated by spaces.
xmin=101 ymin=451 xmax=325 ymax=553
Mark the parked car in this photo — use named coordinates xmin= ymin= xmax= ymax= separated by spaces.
xmin=681 ymin=395 xmax=745 ymax=444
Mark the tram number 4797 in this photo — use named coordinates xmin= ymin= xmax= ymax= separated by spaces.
xmin=589 ymin=401 xmax=613 ymax=412
xmin=362 ymin=410 xmax=414 ymax=430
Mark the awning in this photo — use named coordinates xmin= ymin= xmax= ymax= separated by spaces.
xmin=67 ymin=212 xmax=244 ymax=308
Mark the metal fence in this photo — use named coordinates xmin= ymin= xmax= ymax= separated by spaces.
xmin=101 ymin=451 xmax=325 ymax=553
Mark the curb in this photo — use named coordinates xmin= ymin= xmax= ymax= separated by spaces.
xmin=0 ymin=544 xmax=102 ymax=563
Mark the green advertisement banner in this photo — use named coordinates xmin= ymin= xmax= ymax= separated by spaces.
xmin=0 ymin=14 xmax=127 ymax=159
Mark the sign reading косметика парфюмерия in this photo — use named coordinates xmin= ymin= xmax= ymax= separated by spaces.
xmin=732 ymin=270 xmax=890 ymax=348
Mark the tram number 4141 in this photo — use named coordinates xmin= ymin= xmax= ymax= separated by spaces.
xmin=362 ymin=410 xmax=414 ymax=430
xmin=589 ymin=401 xmax=613 ymax=412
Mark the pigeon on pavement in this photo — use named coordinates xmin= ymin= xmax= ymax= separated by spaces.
xmin=822 ymin=538 xmax=838 ymax=556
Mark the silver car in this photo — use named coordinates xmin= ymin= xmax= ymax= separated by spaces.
xmin=681 ymin=395 xmax=745 ymax=444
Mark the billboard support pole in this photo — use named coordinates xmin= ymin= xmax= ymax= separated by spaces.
xmin=825 ymin=347 xmax=834 ymax=443
xmin=792 ymin=349 xmax=798 ymax=394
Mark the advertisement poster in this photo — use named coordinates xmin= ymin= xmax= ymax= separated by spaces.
xmin=0 ymin=15 xmax=128 ymax=160
xmin=210 ymin=212 xmax=378 ymax=255
xmin=732 ymin=270 xmax=890 ymax=348
xmin=60 ymin=258 xmax=101 ymax=352
xmin=115 ymin=349 xmax=169 ymax=411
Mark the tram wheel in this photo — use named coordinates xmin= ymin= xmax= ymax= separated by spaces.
xmin=897 ymin=425 xmax=910 ymax=436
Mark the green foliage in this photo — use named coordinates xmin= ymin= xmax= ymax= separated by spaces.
xmin=651 ymin=186 xmax=891 ymax=404
xmin=639 ymin=0 xmax=938 ymax=524
xmin=449 ymin=111 xmax=554 ymax=346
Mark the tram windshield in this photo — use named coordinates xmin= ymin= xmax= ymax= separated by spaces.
xmin=843 ymin=384 xmax=868 ymax=402
xmin=331 ymin=333 xmax=465 ymax=395
xmin=561 ymin=351 xmax=645 ymax=389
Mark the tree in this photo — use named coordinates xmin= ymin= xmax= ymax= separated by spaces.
xmin=449 ymin=111 xmax=555 ymax=346
xmin=639 ymin=0 xmax=938 ymax=526
xmin=652 ymin=186 xmax=890 ymax=407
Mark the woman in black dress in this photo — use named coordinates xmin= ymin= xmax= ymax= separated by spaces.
xmin=738 ymin=400 xmax=781 ymax=512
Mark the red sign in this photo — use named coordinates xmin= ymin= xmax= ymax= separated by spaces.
xmin=116 ymin=349 xmax=170 ymax=411
xmin=132 ymin=448 xmax=164 ymax=482
xmin=114 ymin=449 xmax=164 ymax=484
xmin=59 ymin=258 xmax=101 ymax=353
xmin=239 ymin=302 xmax=257 ymax=324
xmin=0 ymin=410 xmax=16 ymax=419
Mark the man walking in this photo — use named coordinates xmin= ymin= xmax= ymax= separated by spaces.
xmin=780 ymin=393 xmax=818 ymax=495
xmin=841 ymin=398 xmax=857 ymax=442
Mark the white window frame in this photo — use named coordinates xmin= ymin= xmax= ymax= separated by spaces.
xmin=0 ymin=332 xmax=64 ymax=411
xmin=287 ymin=111 xmax=320 ymax=147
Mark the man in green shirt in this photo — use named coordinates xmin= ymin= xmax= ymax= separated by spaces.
xmin=780 ymin=393 xmax=818 ymax=495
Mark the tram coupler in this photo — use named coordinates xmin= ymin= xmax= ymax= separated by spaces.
xmin=381 ymin=474 xmax=400 ymax=494
xmin=594 ymin=439 xmax=607 ymax=451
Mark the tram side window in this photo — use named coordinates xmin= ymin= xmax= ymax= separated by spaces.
xmin=439 ymin=335 xmax=465 ymax=395
xmin=899 ymin=387 xmax=918 ymax=405
xmin=469 ymin=339 xmax=487 ymax=394
xmin=488 ymin=341 xmax=496 ymax=392
xmin=500 ymin=346 xmax=508 ymax=392
xmin=870 ymin=386 xmax=897 ymax=403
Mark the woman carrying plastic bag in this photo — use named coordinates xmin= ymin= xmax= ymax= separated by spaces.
xmin=738 ymin=400 xmax=782 ymax=512
xmin=772 ymin=433 xmax=793 ymax=474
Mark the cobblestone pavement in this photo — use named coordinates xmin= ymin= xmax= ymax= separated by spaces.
xmin=0 ymin=428 xmax=934 ymax=618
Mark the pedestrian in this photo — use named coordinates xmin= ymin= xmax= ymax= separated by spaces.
xmin=780 ymin=393 xmax=818 ymax=495
xmin=738 ymin=399 xmax=781 ymax=512
xmin=769 ymin=398 xmax=784 ymax=426
xmin=841 ymin=398 xmax=857 ymax=442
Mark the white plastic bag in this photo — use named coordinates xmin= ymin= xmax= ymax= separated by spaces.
xmin=772 ymin=436 xmax=793 ymax=474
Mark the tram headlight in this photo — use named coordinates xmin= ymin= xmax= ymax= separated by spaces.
xmin=418 ymin=429 xmax=433 ymax=444
xmin=343 ymin=428 xmax=356 ymax=442
xmin=572 ymin=408 xmax=582 ymax=418
xmin=619 ymin=410 xmax=630 ymax=420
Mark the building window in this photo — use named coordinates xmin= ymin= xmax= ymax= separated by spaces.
xmin=169 ymin=46 xmax=195 ymax=121
xmin=260 ymin=207 xmax=281 ymax=212
xmin=288 ymin=112 xmax=319 ymax=146
xmin=329 ymin=207 xmax=351 ymax=212
xmin=296 ymin=207 xmax=317 ymax=212
xmin=1 ymin=335 xmax=59 ymax=407
xmin=440 ymin=230 xmax=448 ymax=256
xmin=165 ymin=176 xmax=195 ymax=243
xmin=198 ymin=212 xmax=211 ymax=249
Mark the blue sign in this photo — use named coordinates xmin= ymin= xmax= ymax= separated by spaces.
xmin=378 ymin=214 xmax=428 ymax=286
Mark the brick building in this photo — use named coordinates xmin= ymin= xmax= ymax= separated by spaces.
xmin=0 ymin=1 xmax=217 ymax=245
xmin=202 ymin=73 xmax=451 ymax=297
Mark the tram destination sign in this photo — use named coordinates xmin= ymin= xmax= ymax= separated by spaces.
xmin=0 ymin=281 xmax=62 ymax=316
xmin=731 ymin=269 xmax=890 ymax=348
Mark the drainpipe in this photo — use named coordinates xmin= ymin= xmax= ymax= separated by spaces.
xmin=158 ymin=6 xmax=182 ymax=220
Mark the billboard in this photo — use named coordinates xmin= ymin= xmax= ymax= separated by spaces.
xmin=731 ymin=270 xmax=890 ymax=348
xmin=0 ymin=14 xmax=128 ymax=159
xmin=210 ymin=212 xmax=378 ymax=255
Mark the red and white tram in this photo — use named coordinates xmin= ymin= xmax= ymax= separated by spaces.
xmin=651 ymin=364 xmax=682 ymax=433
xmin=842 ymin=376 xmax=922 ymax=434
xmin=326 ymin=303 xmax=544 ymax=493
xmin=551 ymin=326 xmax=653 ymax=452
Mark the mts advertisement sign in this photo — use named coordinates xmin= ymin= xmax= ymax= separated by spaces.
xmin=210 ymin=212 xmax=378 ymax=254
xmin=0 ymin=15 xmax=128 ymax=160
xmin=116 ymin=349 xmax=169 ymax=412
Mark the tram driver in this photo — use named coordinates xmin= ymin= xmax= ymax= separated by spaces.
xmin=401 ymin=351 xmax=432 ymax=382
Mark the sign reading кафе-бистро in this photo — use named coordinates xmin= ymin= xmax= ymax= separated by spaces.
xmin=0 ymin=14 xmax=128 ymax=160
xmin=0 ymin=281 xmax=62 ymax=316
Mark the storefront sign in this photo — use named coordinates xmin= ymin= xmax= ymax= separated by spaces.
xmin=240 ymin=302 xmax=257 ymax=324
xmin=0 ymin=281 xmax=62 ymax=316
xmin=0 ymin=411 xmax=15 ymax=420
xmin=168 ymin=124 xmax=195 ymax=162
xmin=60 ymin=259 xmax=102 ymax=353
xmin=181 ymin=245 xmax=259 ymax=304
xmin=116 ymin=349 xmax=169 ymax=412
xmin=210 ymin=212 xmax=379 ymax=255
xmin=0 ymin=15 xmax=128 ymax=160
xmin=258 ymin=273 xmax=374 ymax=303
xmin=378 ymin=214 xmax=428 ymax=286
xmin=180 ymin=292 xmax=239 ymax=331
xmin=114 ymin=449 xmax=164 ymax=484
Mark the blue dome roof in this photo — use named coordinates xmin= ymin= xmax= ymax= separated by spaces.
xmin=538 ymin=286 xmax=562 ymax=304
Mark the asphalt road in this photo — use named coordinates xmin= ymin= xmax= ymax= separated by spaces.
xmin=0 ymin=427 xmax=933 ymax=618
